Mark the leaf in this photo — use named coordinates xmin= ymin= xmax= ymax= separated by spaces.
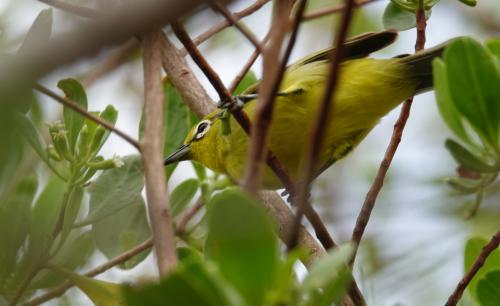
xmin=433 ymin=59 xmax=474 ymax=145
xmin=457 ymin=0 xmax=477 ymax=7
xmin=30 ymin=230 xmax=95 ymax=288
xmin=14 ymin=112 xmax=47 ymax=162
xmin=17 ymin=9 xmax=52 ymax=56
xmin=383 ymin=2 xmax=431 ymax=31
xmin=464 ymin=237 xmax=500 ymax=300
xmin=91 ymin=105 xmax=118 ymax=155
xmin=51 ymin=266 xmax=126 ymax=306
xmin=444 ymin=38 xmax=500 ymax=148
xmin=26 ymin=176 xmax=67 ymax=264
xmin=139 ymin=79 xmax=197 ymax=178
xmin=206 ymin=190 xmax=278 ymax=306
xmin=83 ymin=155 xmax=144 ymax=225
xmin=0 ymin=174 xmax=37 ymax=279
xmin=445 ymin=139 xmax=497 ymax=173
xmin=60 ymin=187 xmax=84 ymax=247
xmin=171 ymin=179 xmax=199 ymax=217
xmin=486 ymin=39 xmax=500 ymax=59
xmin=476 ymin=270 xmax=500 ymax=306
xmin=232 ymin=71 xmax=257 ymax=95
xmin=124 ymin=257 xmax=244 ymax=306
xmin=58 ymin=78 xmax=88 ymax=152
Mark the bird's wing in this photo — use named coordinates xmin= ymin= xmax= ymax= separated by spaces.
xmin=242 ymin=30 xmax=398 ymax=95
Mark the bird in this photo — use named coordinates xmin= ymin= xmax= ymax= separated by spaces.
xmin=164 ymin=30 xmax=447 ymax=189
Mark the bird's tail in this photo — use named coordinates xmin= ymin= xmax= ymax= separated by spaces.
xmin=398 ymin=40 xmax=452 ymax=93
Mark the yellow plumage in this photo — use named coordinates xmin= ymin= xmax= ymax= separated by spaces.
xmin=165 ymin=30 xmax=446 ymax=189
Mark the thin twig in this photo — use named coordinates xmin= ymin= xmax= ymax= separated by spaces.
xmin=445 ymin=231 xmax=500 ymax=306
xmin=179 ymin=0 xmax=271 ymax=56
xmin=350 ymin=5 xmax=427 ymax=266
xmin=242 ymin=0 xmax=295 ymax=194
xmin=208 ymin=0 xmax=264 ymax=53
xmin=82 ymin=39 xmax=140 ymax=87
xmin=302 ymin=0 xmax=380 ymax=20
xmin=38 ymin=0 xmax=100 ymax=18
xmin=175 ymin=197 xmax=205 ymax=235
xmin=33 ymin=83 xmax=141 ymax=151
xmin=142 ymin=30 xmax=178 ymax=276
xmin=289 ymin=0 xmax=357 ymax=250
xmin=228 ymin=32 xmax=270 ymax=93
xmin=22 ymin=238 xmax=153 ymax=306
xmin=9 ymin=266 xmax=41 ymax=306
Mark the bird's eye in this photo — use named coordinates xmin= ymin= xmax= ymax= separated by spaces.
xmin=195 ymin=120 xmax=211 ymax=140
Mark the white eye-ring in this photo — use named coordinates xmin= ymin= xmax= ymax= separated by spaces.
xmin=195 ymin=120 xmax=211 ymax=140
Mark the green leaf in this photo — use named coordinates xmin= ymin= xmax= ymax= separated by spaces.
xmin=83 ymin=155 xmax=144 ymax=225
xmin=206 ymin=190 xmax=278 ymax=306
xmin=0 ymin=174 xmax=37 ymax=278
xmin=232 ymin=71 xmax=257 ymax=95
xmin=476 ymin=269 xmax=500 ymax=306
xmin=50 ymin=266 xmax=126 ymax=306
xmin=486 ymin=39 xmax=500 ymax=59
xmin=17 ymin=9 xmax=52 ymax=56
xmin=383 ymin=2 xmax=431 ymax=31
xmin=31 ymin=230 xmax=95 ymax=288
xmin=433 ymin=59 xmax=473 ymax=145
xmin=140 ymin=79 xmax=197 ymax=178
xmin=124 ymin=257 xmax=244 ymax=306
xmin=26 ymin=176 xmax=67 ymax=263
xmin=444 ymin=38 xmax=500 ymax=148
xmin=457 ymin=0 xmax=477 ymax=7
xmin=14 ymin=112 xmax=47 ymax=162
xmin=300 ymin=244 xmax=354 ymax=306
xmin=464 ymin=237 xmax=500 ymax=300
xmin=171 ymin=179 xmax=199 ymax=217
xmin=60 ymin=187 xmax=84 ymax=246
xmin=90 ymin=105 xmax=118 ymax=156
xmin=58 ymin=78 xmax=88 ymax=152
xmin=445 ymin=139 xmax=497 ymax=173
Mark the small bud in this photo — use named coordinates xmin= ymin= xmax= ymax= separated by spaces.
xmin=47 ymin=121 xmax=65 ymax=135
xmin=89 ymin=126 xmax=106 ymax=156
xmin=87 ymin=155 xmax=123 ymax=170
xmin=52 ymin=130 xmax=73 ymax=162
xmin=46 ymin=144 xmax=62 ymax=161
xmin=77 ymin=125 xmax=90 ymax=159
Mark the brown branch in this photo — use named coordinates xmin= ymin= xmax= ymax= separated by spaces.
xmin=33 ymin=83 xmax=141 ymax=151
xmin=350 ymin=6 xmax=427 ymax=266
xmin=22 ymin=238 xmax=153 ymax=306
xmin=228 ymin=32 xmax=270 ymax=93
xmin=302 ymin=0 xmax=380 ymax=20
xmin=38 ymin=0 xmax=100 ymax=18
xmin=82 ymin=39 xmax=140 ymax=87
xmin=445 ymin=230 xmax=500 ymax=306
xmin=179 ymin=0 xmax=271 ymax=56
xmin=9 ymin=266 xmax=41 ymax=306
xmin=289 ymin=0 xmax=357 ymax=250
xmin=208 ymin=0 xmax=264 ymax=53
xmin=242 ymin=0 xmax=294 ymax=194
xmin=141 ymin=30 xmax=178 ymax=276
xmin=175 ymin=197 xmax=205 ymax=235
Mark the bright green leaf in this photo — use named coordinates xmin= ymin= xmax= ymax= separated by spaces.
xmin=17 ymin=9 xmax=52 ymax=56
xmin=14 ymin=112 xmax=47 ymax=162
xmin=232 ymin=71 xmax=257 ymax=96
xmin=457 ymin=0 xmax=477 ymax=7
xmin=445 ymin=139 xmax=497 ymax=173
xmin=58 ymin=78 xmax=88 ymax=152
xmin=465 ymin=237 xmax=500 ymax=300
xmin=171 ymin=179 xmax=199 ymax=217
xmin=206 ymin=190 xmax=278 ymax=306
xmin=90 ymin=105 xmax=118 ymax=156
xmin=444 ymin=38 xmax=500 ymax=148
xmin=476 ymin=269 xmax=500 ymax=306
xmin=486 ymin=39 xmax=500 ymax=59
xmin=383 ymin=2 xmax=431 ymax=31
xmin=60 ymin=187 xmax=84 ymax=247
xmin=51 ymin=265 xmax=126 ymax=306
xmin=433 ymin=59 xmax=473 ymax=145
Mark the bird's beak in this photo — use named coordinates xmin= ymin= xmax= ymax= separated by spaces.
xmin=164 ymin=144 xmax=191 ymax=165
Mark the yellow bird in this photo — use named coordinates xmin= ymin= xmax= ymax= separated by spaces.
xmin=164 ymin=30 xmax=446 ymax=189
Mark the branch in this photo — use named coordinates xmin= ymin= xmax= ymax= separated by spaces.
xmin=22 ymin=238 xmax=153 ymax=306
xmin=141 ymin=30 xmax=178 ymax=276
xmin=242 ymin=0 xmax=293 ymax=194
xmin=208 ymin=0 xmax=264 ymax=53
xmin=289 ymin=0 xmax=357 ymax=249
xmin=350 ymin=6 xmax=427 ymax=266
xmin=33 ymin=83 xmax=141 ymax=151
xmin=38 ymin=0 xmax=100 ymax=18
xmin=445 ymin=231 xmax=500 ymax=306
xmin=175 ymin=197 xmax=205 ymax=235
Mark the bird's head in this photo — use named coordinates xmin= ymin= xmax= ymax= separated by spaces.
xmin=164 ymin=111 xmax=220 ymax=170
